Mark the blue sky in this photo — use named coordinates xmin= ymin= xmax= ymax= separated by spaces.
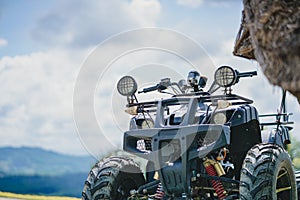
xmin=0 ymin=0 xmax=299 ymax=156
xmin=0 ymin=0 xmax=242 ymax=55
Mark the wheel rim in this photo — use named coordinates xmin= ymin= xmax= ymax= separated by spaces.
xmin=276 ymin=167 xmax=292 ymax=199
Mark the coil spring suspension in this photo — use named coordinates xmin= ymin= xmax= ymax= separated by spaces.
xmin=204 ymin=159 xmax=227 ymax=199
xmin=154 ymin=183 xmax=164 ymax=199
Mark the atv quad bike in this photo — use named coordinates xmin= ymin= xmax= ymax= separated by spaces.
xmin=82 ymin=66 xmax=298 ymax=199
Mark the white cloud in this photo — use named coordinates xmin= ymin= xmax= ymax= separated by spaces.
xmin=126 ymin=0 xmax=161 ymax=26
xmin=32 ymin=0 xmax=161 ymax=47
xmin=0 ymin=38 xmax=8 ymax=48
xmin=176 ymin=0 xmax=204 ymax=8
xmin=176 ymin=0 xmax=235 ymax=8
xmin=0 ymin=49 xmax=90 ymax=155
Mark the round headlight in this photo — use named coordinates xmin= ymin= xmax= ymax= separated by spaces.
xmin=213 ymin=112 xmax=227 ymax=124
xmin=117 ymin=76 xmax=137 ymax=96
xmin=141 ymin=119 xmax=154 ymax=129
xmin=187 ymin=70 xmax=200 ymax=86
xmin=214 ymin=66 xmax=237 ymax=87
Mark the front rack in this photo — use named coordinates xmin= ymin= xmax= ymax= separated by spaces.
xmin=127 ymin=93 xmax=253 ymax=111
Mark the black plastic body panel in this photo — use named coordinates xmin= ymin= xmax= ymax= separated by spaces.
xmin=228 ymin=105 xmax=260 ymax=126
xmin=124 ymin=124 xmax=230 ymax=161
xmin=229 ymin=120 xmax=261 ymax=153
xmin=226 ymin=105 xmax=262 ymax=179
xmin=123 ymin=124 xmax=230 ymax=195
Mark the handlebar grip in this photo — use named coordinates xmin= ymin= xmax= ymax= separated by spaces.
xmin=249 ymin=71 xmax=257 ymax=76
xmin=238 ymin=71 xmax=257 ymax=77
xmin=138 ymin=85 xmax=159 ymax=93
xmin=138 ymin=83 xmax=168 ymax=94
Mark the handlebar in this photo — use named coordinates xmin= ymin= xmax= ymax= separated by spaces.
xmin=238 ymin=71 xmax=257 ymax=78
xmin=138 ymin=69 xmax=257 ymax=94
xmin=138 ymin=84 xmax=167 ymax=94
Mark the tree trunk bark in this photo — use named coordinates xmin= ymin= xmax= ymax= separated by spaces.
xmin=235 ymin=0 xmax=300 ymax=103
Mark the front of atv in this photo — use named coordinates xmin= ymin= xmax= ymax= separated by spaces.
xmin=82 ymin=66 xmax=297 ymax=199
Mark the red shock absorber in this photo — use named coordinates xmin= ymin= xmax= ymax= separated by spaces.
xmin=154 ymin=183 xmax=164 ymax=200
xmin=204 ymin=159 xmax=227 ymax=199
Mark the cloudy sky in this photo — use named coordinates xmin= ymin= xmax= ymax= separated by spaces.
xmin=0 ymin=0 xmax=299 ymax=157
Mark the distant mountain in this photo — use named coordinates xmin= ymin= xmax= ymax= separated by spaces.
xmin=0 ymin=146 xmax=96 ymax=176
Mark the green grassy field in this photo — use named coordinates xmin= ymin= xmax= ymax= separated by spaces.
xmin=0 ymin=192 xmax=80 ymax=200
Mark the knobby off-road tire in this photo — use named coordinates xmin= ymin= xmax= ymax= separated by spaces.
xmin=295 ymin=170 xmax=300 ymax=199
xmin=82 ymin=156 xmax=145 ymax=200
xmin=240 ymin=143 xmax=297 ymax=200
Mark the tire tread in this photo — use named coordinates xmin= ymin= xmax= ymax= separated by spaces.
xmin=240 ymin=143 xmax=297 ymax=200
xmin=82 ymin=156 xmax=145 ymax=200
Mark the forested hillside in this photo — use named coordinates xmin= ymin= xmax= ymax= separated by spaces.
xmin=0 ymin=147 xmax=96 ymax=197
